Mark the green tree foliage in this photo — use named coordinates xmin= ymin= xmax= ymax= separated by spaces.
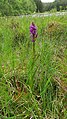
xmin=0 ymin=0 xmax=67 ymax=16
xmin=0 ymin=0 xmax=36 ymax=16
xmin=34 ymin=0 xmax=43 ymax=12
xmin=43 ymin=2 xmax=55 ymax=12
xmin=21 ymin=0 xmax=36 ymax=14
xmin=55 ymin=0 xmax=67 ymax=11
xmin=42 ymin=0 xmax=67 ymax=12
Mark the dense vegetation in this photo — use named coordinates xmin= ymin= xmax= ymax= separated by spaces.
xmin=0 ymin=0 xmax=36 ymax=16
xmin=0 ymin=0 xmax=67 ymax=16
xmin=0 ymin=14 xmax=67 ymax=118
xmin=43 ymin=0 xmax=67 ymax=12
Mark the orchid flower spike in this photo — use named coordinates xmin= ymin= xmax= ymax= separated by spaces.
xmin=30 ymin=22 xmax=38 ymax=42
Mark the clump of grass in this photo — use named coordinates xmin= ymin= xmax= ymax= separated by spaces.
xmin=43 ymin=21 xmax=64 ymax=42
xmin=10 ymin=19 xmax=25 ymax=48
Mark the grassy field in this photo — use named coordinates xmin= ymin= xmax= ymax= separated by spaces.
xmin=0 ymin=15 xmax=67 ymax=119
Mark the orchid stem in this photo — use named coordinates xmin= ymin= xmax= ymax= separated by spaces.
xmin=33 ymin=41 xmax=35 ymax=59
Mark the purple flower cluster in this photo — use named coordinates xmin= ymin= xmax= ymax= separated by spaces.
xmin=30 ymin=22 xmax=37 ymax=42
xmin=30 ymin=22 xmax=37 ymax=35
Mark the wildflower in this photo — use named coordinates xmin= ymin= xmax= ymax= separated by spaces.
xmin=30 ymin=22 xmax=37 ymax=42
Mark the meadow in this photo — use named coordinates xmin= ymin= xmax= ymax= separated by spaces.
xmin=0 ymin=14 xmax=67 ymax=119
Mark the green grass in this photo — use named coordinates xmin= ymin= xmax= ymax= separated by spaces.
xmin=0 ymin=15 xmax=67 ymax=119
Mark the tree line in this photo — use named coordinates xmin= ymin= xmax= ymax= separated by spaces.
xmin=43 ymin=0 xmax=67 ymax=12
xmin=0 ymin=0 xmax=67 ymax=16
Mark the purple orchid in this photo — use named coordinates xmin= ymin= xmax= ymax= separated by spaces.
xmin=30 ymin=22 xmax=37 ymax=42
